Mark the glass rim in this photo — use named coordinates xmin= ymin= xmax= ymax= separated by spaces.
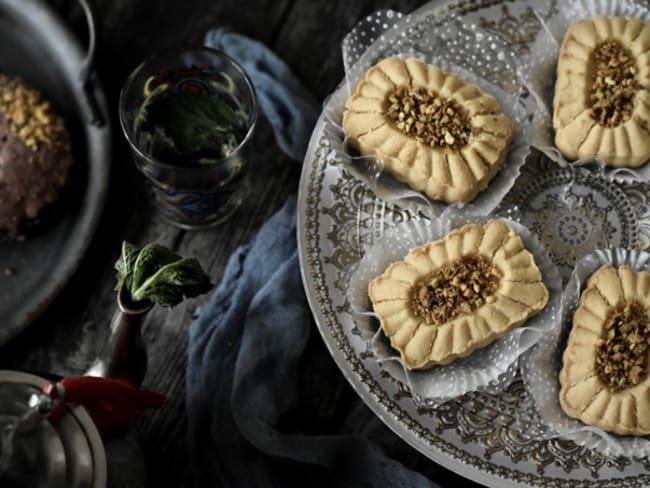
xmin=118 ymin=45 xmax=259 ymax=171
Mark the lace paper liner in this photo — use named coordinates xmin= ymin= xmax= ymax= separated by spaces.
xmin=524 ymin=0 xmax=650 ymax=182
xmin=347 ymin=209 xmax=562 ymax=405
xmin=522 ymin=248 xmax=650 ymax=457
xmin=322 ymin=10 xmax=534 ymax=218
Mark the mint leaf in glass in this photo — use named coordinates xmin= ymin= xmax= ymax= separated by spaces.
xmin=137 ymin=90 xmax=247 ymax=165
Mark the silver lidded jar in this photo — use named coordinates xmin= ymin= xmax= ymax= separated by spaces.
xmin=0 ymin=370 xmax=106 ymax=488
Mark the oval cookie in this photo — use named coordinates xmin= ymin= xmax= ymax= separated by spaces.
xmin=554 ymin=16 xmax=650 ymax=167
xmin=560 ymin=264 xmax=650 ymax=435
xmin=343 ymin=57 xmax=514 ymax=204
xmin=368 ymin=220 xmax=548 ymax=370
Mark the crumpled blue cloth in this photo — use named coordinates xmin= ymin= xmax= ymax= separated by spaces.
xmin=205 ymin=28 xmax=320 ymax=161
xmin=187 ymin=30 xmax=443 ymax=488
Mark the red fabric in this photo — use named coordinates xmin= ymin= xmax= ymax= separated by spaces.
xmin=43 ymin=376 xmax=165 ymax=435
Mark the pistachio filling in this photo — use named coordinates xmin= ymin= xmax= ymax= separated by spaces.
xmin=386 ymin=87 xmax=471 ymax=149
xmin=588 ymin=40 xmax=639 ymax=128
xmin=595 ymin=301 xmax=650 ymax=391
xmin=410 ymin=255 xmax=501 ymax=326
xmin=0 ymin=75 xmax=67 ymax=150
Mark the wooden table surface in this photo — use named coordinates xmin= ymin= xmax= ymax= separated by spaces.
xmin=0 ymin=0 xmax=483 ymax=486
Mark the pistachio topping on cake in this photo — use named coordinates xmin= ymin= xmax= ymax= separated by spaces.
xmin=410 ymin=255 xmax=501 ymax=326
xmin=0 ymin=74 xmax=67 ymax=150
xmin=588 ymin=40 xmax=639 ymax=128
xmin=595 ymin=301 xmax=650 ymax=391
xmin=386 ymin=87 xmax=471 ymax=149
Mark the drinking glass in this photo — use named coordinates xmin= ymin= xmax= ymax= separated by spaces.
xmin=119 ymin=47 xmax=258 ymax=229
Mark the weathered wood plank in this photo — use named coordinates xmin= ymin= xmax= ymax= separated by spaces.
xmin=55 ymin=0 xmax=293 ymax=98
xmin=273 ymin=0 xmax=430 ymax=100
xmin=136 ymin=112 xmax=301 ymax=486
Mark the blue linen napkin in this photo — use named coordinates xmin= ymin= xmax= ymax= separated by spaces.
xmin=204 ymin=29 xmax=320 ymax=161
xmin=187 ymin=30 xmax=443 ymax=488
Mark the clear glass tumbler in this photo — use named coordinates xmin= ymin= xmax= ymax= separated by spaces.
xmin=119 ymin=48 xmax=258 ymax=229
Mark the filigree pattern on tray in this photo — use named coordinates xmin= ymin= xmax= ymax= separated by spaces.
xmin=506 ymin=163 xmax=639 ymax=281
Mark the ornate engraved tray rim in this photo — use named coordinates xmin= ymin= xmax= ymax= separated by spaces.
xmin=297 ymin=118 xmax=531 ymax=488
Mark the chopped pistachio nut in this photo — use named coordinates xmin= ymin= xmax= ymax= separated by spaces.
xmin=386 ymin=87 xmax=471 ymax=149
xmin=595 ymin=300 xmax=650 ymax=391
xmin=0 ymin=75 xmax=67 ymax=150
xmin=588 ymin=40 xmax=639 ymax=128
xmin=410 ymin=255 xmax=500 ymax=325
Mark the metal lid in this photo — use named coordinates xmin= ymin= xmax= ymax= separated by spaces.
xmin=0 ymin=370 xmax=106 ymax=488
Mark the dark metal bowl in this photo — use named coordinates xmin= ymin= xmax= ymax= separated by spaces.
xmin=0 ymin=0 xmax=110 ymax=343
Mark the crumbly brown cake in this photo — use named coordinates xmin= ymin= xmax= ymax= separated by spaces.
xmin=368 ymin=220 xmax=548 ymax=370
xmin=560 ymin=264 xmax=650 ymax=435
xmin=0 ymin=75 xmax=73 ymax=238
xmin=554 ymin=16 xmax=650 ymax=167
xmin=343 ymin=57 xmax=514 ymax=204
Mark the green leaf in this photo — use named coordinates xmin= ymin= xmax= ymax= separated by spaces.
xmin=114 ymin=241 xmax=139 ymax=292
xmin=114 ymin=241 xmax=212 ymax=309
xmin=144 ymin=91 xmax=245 ymax=159
xmin=131 ymin=244 xmax=181 ymax=292
xmin=131 ymin=257 xmax=212 ymax=308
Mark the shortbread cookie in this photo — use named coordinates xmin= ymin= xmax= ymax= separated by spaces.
xmin=343 ymin=57 xmax=514 ymax=204
xmin=554 ymin=16 xmax=650 ymax=167
xmin=368 ymin=220 xmax=548 ymax=370
xmin=560 ymin=264 xmax=650 ymax=435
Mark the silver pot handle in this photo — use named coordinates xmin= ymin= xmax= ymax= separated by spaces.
xmin=75 ymin=0 xmax=105 ymax=127
xmin=77 ymin=0 xmax=95 ymax=87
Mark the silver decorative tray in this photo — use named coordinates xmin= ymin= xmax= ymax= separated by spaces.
xmin=297 ymin=1 xmax=650 ymax=486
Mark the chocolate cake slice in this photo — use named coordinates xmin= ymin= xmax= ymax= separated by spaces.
xmin=0 ymin=75 xmax=73 ymax=238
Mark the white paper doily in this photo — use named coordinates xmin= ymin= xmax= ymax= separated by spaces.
xmin=524 ymin=0 xmax=650 ymax=182
xmin=321 ymin=10 xmax=534 ymax=218
xmin=522 ymin=248 xmax=650 ymax=457
xmin=347 ymin=208 xmax=562 ymax=405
